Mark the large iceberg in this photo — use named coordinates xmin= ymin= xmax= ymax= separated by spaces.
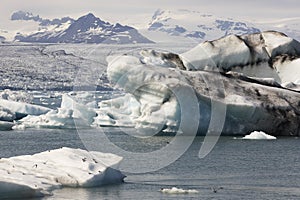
xmin=102 ymin=31 xmax=300 ymax=136
xmin=0 ymin=147 xmax=125 ymax=199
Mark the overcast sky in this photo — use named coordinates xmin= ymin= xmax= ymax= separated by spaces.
xmin=1 ymin=0 xmax=299 ymax=25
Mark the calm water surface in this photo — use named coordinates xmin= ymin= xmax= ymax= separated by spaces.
xmin=1 ymin=129 xmax=300 ymax=200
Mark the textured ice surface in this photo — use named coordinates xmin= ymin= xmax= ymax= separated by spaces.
xmin=105 ymin=32 xmax=300 ymax=136
xmin=18 ymin=94 xmax=96 ymax=129
xmin=0 ymin=147 xmax=125 ymax=199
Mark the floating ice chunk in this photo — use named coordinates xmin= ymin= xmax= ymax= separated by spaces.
xmin=0 ymin=99 xmax=51 ymax=118
xmin=0 ymin=121 xmax=14 ymax=131
xmin=0 ymin=147 xmax=125 ymax=199
xmin=0 ymin=96 xmax=51 ymax=130
xmin=0 ymin=105 xmax=16 ymax=121
xmin=242 ymin=131 xmax=277 ymax=140
xmin=19 ymin=94 xmax=96 ymax=129
xmin=160 ymin=187 xmax=199 ymax=194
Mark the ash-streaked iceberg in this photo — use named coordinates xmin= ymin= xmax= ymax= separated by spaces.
xmin=0 ymin=147 xmax=125 ymax=199
xmin=104 ymin=31 xmax=300 ymax=136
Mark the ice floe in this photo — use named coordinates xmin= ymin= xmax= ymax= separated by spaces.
xmin=160 ymin=187 xmax=199 ymax=194
xmin=0 ymin=147 xmax=125 ymax=199
xmin=17 ymin=94 xmax=96 ymax=129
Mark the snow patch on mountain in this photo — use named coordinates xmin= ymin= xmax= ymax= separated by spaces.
xmin=147 ymin=9 xmax=260 ymax=42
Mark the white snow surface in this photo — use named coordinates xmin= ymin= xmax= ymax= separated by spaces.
xmin=0 ymin=147 xmax=125 ymax=199
xmin=242 ymin=131 xmax=277 ymax=140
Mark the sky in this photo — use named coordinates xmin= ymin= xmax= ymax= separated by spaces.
xmin=0 ymin=0 xmax=299 ymax=27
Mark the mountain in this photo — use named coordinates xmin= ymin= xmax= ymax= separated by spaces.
xmin=13 ymin=12 xmax=153 ymax=44
xmin=147 ymin=9 xmax=260 ymax=42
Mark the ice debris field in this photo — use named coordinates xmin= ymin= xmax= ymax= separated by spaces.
xmin=0 ymin=31 xmax=300 ymax=137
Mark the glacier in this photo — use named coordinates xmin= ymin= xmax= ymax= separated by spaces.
xmin=0 ymin=147 xmax=125 ymax=199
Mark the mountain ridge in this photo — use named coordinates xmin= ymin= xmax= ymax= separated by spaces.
xmin=12 ymin=11 xmax=153 ymax=44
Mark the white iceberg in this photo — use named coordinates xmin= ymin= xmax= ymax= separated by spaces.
xmin=160 ymin=187 xmax=199 ymax=194
xmin=0 ymin=147 xmax=125 ymax=199
xmin=242 ymin=131 xmax=277 ymax=140
xmin=0 ymin=89 xmax=52 ymax=130
xmin=18 ymin=94 xmax=96 ymax=129
xmin=0 ymin=99 xmax=51 ymax=118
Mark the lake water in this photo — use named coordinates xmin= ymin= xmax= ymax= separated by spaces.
xmin=1 ymin=129 xmax=300 ymax=200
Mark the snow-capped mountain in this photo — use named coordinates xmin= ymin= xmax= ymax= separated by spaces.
xmin=254 ymin=17 xmax=300 ymax=41
xmin=12 ymin=11 xmax=153 ymax=44
xmin=147 ymin=9 xmax=260 ymax=42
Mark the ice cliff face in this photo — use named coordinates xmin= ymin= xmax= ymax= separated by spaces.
xmin=141 ymin=31 xmax=300 ymax=85
xmin=105 ymin=31 xmax=300 ymax=136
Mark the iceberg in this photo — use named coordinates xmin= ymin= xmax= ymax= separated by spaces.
xmin=0 ymin=90 xmax=51 ymax=130
xmin=0 ymin=99 xmax=51 ymax=118
xmin=0 ymin=147 xmax=125 ymax=199
xmin=180 ymin=31 xmax=300 ymax=84
xmin=104 ymin=31 xmax=300 ymax=136
xmin=160 ymin=187 xmax=199 ymax=194
xmin=242 ymin=131 xmax=277 ymax=140
xmin=18 ymin=94 xmax=96 ymax=129
xmin=0 ymin=121 xmax=14 ymax=131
